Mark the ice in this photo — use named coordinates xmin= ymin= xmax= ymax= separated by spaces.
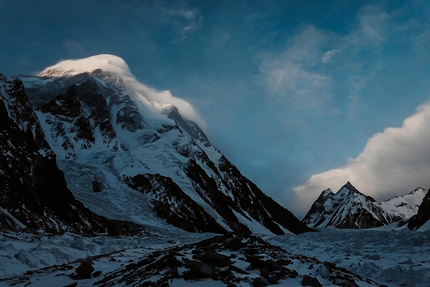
xmin=2 ymin=226 xmax=429 ymax=286
xmin=268 ymin=228 xmax=430 ymax=287
xmin=0 ymin=229 xmax=214 ymax=281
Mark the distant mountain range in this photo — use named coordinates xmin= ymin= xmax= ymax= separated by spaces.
xmin=0 ymin=54 xmax=310 ymax=236
xmin=303 ymin=181 xmax=429 ymax=229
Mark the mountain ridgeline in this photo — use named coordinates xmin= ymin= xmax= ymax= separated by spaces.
xmin=0 ymin=55 xmax=310 ymax=235
xmin=303 ymin=181 xmax=429 ymax=229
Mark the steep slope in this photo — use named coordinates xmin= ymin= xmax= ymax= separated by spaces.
xmin=381 ymin=187 xmax=427 ymax=219
xmin=20 ymin=54 xmax=309 ymax=235
xmin=0 ymin=74 xmax=139 ymax=234
xmin=302 ymin=182 xmax=401 ymax=228
xmin=408 ymin=189 xmax=430 ymax=230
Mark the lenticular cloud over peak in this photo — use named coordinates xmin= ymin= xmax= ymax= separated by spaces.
xmin=291 ymin=102 xmax=430 ymax=217
xmin=38 ymin=54 xmax=205 ymax=127
xmin=38 ymin=54 xmax=132 ymax=77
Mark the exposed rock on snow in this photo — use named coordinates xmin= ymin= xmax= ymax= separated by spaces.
xmin=0 ymin=232 xmax=385 ymax=286
xmin=0 ymin=74 xmax=139 ymax=235
xmin=302 ymin=182 xmax=401 ymax=228
xmin=15 ymin=54 xmax=309 ymax=235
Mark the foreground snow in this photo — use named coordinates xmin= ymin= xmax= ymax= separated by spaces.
xmin=268 ymin=227 xmax=430 ymax=287
xmin=0 ymin=228 xmax=214 ymax=285
xmin=1 ymin=227 xmax=429 ymax=286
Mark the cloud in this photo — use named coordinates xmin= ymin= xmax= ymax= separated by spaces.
xmin=38 ymin=54 xmax=205 ymax=127
xmin=291 ymin=102 xmax=430 ymax=218
xmin=161 ymin=4 xmax=202 ymax=38
xmin=322 ymin=49 xmax=340 ymax=63
xmin=63 ymin=39 xmax=86 ymax=57
xmin=259 ymin=26 xmax=335 ymax=113
xmin=357 ymin=6 xmax=391 ymax=43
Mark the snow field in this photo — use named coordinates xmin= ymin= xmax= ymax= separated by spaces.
xmin=268 ymin=228 xmax=430 ymax=287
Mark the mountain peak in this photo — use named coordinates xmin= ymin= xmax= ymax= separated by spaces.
xmin=342 ymin=181 xmax=355 ymax=190
xmin=2 ymin=64 xmax=311 ymax=236
xmin=303 ymin=183 xmax=401 ymax=228
xmin=29 ymin=54 xmax=206 ymax=128
xmin=38 ymin=54 xmax=132 ymax=78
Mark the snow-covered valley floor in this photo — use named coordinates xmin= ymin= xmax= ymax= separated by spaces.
xmin=268 ymin=227 xmax=430 ymax=286
xmin=1 ymin=227 xmax=429 ymax=286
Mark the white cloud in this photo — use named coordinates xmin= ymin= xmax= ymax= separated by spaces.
xmin=292 ymin=103 xmax=430 ymax=217
xmin=38 ymin=54 xmax=205 ymax=127
xmin=322 ymin=49 xmax=340 ymax=63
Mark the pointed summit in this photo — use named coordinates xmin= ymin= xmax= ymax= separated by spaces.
xmin=303 ymin=183 xmax=401 ymax=229
xmin=342 ymin=181 xmax=355 ymax=190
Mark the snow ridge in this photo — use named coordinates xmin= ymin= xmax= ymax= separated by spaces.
xmin=302 ymin=182 xmax=408 ymax=229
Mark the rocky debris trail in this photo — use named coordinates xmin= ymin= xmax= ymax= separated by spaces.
xmin=1 ymin=234 xmax=385 ymax=286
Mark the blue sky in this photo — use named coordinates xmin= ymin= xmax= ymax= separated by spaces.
xmin=2 ymin=0 xmax=430 ymax=217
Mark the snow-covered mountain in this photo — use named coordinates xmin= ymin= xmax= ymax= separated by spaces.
xmin=302 ymin=182 xmax=402 ymax=228
xmin=380 ymin=187 xmax=427 ymax=219
xmin=303 ymin=182 xmax=428 ymax=229
xmin=4 ymin=54 xmax=309 ymax=235
xmin=0 ymin=74 xmax=142 ymax=235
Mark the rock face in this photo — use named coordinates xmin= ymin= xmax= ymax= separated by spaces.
xmin=0 ymin=76 xmax=107 ymax=233
xmin=408 ymin=189 xmax=430 ymax=230
xmin=302 ymin=182 xmax=402 ymax=229
xmin=3 ymin=54 xmax=310 ymax=235
xmin=0 ymin=74 xmax=140 ymax=234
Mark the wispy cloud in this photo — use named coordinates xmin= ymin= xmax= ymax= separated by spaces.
xmin=63 ymin=39 xmax=86 ymax=57
xmin=356 ymin=6 xmax=391 ymax=44
xmin=161 ymin=3 xmax=202 ymax=38
xmin=322 ymin=49 xmax=340 ymax=63
xmin=258 ymin=4 xmax=422 ymax=122
xmin=259 ymin=26 xmax=335 ymax=114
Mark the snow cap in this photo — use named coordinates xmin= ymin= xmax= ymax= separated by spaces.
xmin=38 ymin=54 xmax=132 ymax=78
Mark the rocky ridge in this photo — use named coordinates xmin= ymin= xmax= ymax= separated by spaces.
xmin=303 ymin=181 xmax=429 ymax=229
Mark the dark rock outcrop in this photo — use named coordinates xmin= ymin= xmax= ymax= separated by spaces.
xmin=0 ymin=74 xmax=142 ymax=235
xmin=92 ymin=234 xmax=383 ymax=286
xmin=408 ymin=189 xmax=430 ymax=230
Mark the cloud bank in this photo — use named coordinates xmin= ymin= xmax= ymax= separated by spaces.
xmin=291 ymin=103 xmax=430 ymax=218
